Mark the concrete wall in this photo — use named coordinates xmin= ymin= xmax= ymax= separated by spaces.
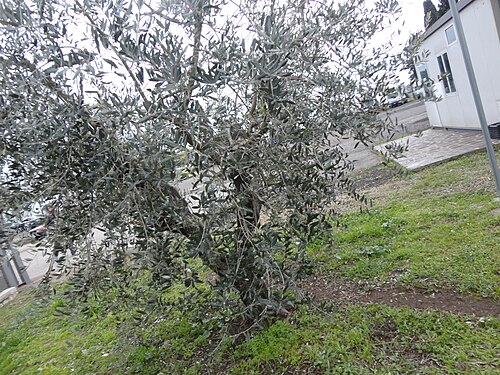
xmin=0 ymin=274 xmax=8 ymax=292
xmin=418 ymin=0 xmax=500 ymax=129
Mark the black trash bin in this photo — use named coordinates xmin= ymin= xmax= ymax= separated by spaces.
xmin=488 ymin=123 xmax=500 ymax=140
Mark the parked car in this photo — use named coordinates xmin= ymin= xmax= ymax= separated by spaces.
xmin=17 ymin=204 xmax=53 ymax=238
xmin=412 ymin=86 xmax=426 ymax=100
xmin=385 ymin=91 xmax=407 ymax=107
xmin=18 ymin=216 xmax=44 ymax=232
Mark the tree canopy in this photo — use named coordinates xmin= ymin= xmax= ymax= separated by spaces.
xmin=437 ymin=0 xmax=450 ymax=17
xmin=423 ymin=0 xmax=439 ymax=29
xmin=0 ymin=0 xmax=401 ymax=329
xmin=424 ymin=0 xmax=457 ymax=28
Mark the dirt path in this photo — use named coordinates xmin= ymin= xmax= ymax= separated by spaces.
xmin=300 ymin=274 xmax=500 ymax=317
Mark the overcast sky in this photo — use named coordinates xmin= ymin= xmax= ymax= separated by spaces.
xmin=400 ymin=0 xmax=428 ymax=36
xmin=381 ymin=0 xmax=433 ymax=81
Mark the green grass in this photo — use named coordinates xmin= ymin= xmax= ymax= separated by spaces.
xmin=0 ymin=291 xmax=125 ymax=375
xmin=0 ymin=287 xmax=212 ymax=375
xmin=232 ymin=304 xmax=499 ymax=374
xmin=1 ymin=291 xmax=498 ymax=374
xmin=1 ymin=149 xmax=499 ymax=374
xmin=309 ymin=150 xmax=500 ymax=298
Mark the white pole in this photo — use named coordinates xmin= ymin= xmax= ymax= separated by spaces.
xmin=449 ymin=0 xmax=500 ymax=199
xmin=9 ymin=239 xmax=31 ymax=284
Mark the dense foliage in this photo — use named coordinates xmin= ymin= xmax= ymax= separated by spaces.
xmin=423 ymin=0 xmax=438 ymax=29
xmin=0 ymin=0 xmax=401 ymax=328
xmin=423 ymin=0 xmax=457 ymax=29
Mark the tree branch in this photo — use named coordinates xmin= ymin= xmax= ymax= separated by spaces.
xmin=12 ymin=56 xmax=74 ymax=107
xmin=78 ymin=7 xmax=150 ymax=108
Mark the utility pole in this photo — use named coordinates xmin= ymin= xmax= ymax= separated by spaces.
xmin=449 ymin=0 xmax=500 ymax=200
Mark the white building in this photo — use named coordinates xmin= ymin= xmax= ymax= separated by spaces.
xmin=416 ymin=0 xmax=500 ymax=129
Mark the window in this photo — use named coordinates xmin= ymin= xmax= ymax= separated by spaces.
xmin=416 ymin=63 xmax=429 ymax=81
xmin=437 ymin=52 xmax=456 ymax=94
xmin=445 ymin=25 xmax=457 ymax=44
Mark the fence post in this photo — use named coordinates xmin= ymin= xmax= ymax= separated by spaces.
xmin=9 ymin=238 xmax=31 ymax=284
xmin=0 ymin=248 xmax=18 ymax=288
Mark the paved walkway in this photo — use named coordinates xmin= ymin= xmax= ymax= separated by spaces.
xmin=343 ymin=101 xmax=499 ymax=172
xmin=374 ymin=128 xmax=500 ymax=170
xmin=343 ymin=101 xmax=431 ymax=170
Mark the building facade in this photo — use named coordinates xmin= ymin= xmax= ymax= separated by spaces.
xmin=416 ymin=0 xmax=500 ymax=129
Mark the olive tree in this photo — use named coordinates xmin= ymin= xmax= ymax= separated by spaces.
xmin=0 ymin=0 xmax=401 ymax=325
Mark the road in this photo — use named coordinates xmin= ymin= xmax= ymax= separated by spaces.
xmin=1 ymin=229 xmax=107 ymax=287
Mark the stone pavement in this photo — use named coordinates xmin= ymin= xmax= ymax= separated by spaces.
xmin=344 ymin=101 xmax=431 ymax=170
xmin=342 ymin=100 xmax=500 ymax=172
xmin=0 ymin=287 xmax=18 ymax=307
xmin=18 ymin=243 xmax=52 ymax=282
xmin=374 ymin=128 xmax=500 ymax=170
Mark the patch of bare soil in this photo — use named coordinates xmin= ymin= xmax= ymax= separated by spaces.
xmin=352 ymin=164 xmax=403 ymax=191
xmin=300 ymin=274 xmax=500 ymax=317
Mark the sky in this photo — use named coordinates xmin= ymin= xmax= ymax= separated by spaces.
xmin=400 ymin=0 xmax=428 ymax=36
xmin=20 ymin=0 xmax=434 ymax=97
xmin=381 ymin=0 xmax=434 ymax=82
xmin=397 ymin=0 xmax=445 ymax=37
xmin=382 ymin=0 xmax=427 ymax=50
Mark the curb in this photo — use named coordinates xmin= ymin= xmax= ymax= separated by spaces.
xmin=0 ymin=287 xmax=18 ymax=307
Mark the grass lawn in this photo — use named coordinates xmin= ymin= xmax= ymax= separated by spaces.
xmin=307 ymin=148 xmax=500 ymax=297
xmin=1 ymin=149 xmax=499 ymax=374
xmin=309 ymin=190 xmax=499 ymax=298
